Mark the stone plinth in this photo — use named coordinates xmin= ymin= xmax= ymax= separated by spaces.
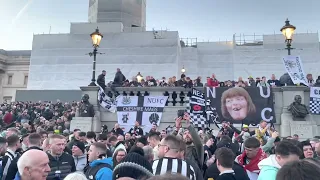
xmin=79 ymin=86 xmax=101 ymax=132
xmin=70 ymin=117 xmax=93 ymax=132
xmin=290 ymin=121 xmax=317 ymax=141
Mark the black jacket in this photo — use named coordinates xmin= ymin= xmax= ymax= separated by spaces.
xmin=129 ymin=126 xmax=144 ymax=136
xmin=204 ymin=162 xmax=249 ymax=180
xmin=2 ymin=151 xmax=20 ymax=180
xmin=46 ymin=152 xmax=76 ymax=180
xmin=113 ymin=71 xmax=126 ymax=85
xmin=217 ymin=172 xmax=243 ymax=180
xmin=4 ymin=147 xmax=42 ymax=180
xmin=97 ymin=74 xmax=106 ymax=89
xmin=111 ymin=128 xmax=124 ymax=136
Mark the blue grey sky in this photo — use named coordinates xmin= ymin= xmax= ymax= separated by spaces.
xmin=1 ymin=0 xmax=320 ymax=50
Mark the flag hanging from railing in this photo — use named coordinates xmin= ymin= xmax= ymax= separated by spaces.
xmin=98 ymin=87 xmax=117 ymax=113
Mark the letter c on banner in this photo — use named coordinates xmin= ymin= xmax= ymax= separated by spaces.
xmin=259 ymin=86 xmax=270 ymax=98
xmin=261 ymin=108 xmax=273 ymax=122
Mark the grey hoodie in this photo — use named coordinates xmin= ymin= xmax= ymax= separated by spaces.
xmin=74 ymin=154 xmax=87 ymax=171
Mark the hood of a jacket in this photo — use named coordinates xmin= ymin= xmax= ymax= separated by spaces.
xmin=258 ymin=154 xmax=281 ymax=170
xmin=90 ymin=157 xmax=113 ymax=167
xmin=74 ymin=154 xmax=87 ymax=159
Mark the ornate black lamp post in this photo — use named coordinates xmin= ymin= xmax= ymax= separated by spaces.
xmin=89 ymin=27 xmax=103 ymax=86
xmin=280 ymin=18 xmax=296 ymax=55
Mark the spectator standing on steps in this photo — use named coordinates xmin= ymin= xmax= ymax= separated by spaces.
xmin=97 ymin=70 xmax=106 ymax=89
xmin=113 ymin=68 xmax=126 ymax=87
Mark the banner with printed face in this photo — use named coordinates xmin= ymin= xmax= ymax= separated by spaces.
xmin=205 ymin=87 xmax=275 ymax=125
xmin=116 ymin=96 xmax=168 ymax=127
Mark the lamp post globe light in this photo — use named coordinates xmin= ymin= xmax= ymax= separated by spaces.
xmin=89 ymin=27 xmax=103 ymax=86
xmin=181 ymin=66 xmax=186 ymax=73
xmin=280 ymin=18 xmax=296 ymax=55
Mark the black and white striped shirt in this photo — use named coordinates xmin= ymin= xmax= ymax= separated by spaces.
xmin=152 ymin=157 xmax=196 ymax=180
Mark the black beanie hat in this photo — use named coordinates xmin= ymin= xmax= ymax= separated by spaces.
xmin=136 ymin=136 xmax=148 ymax=146
xmin=71 ymin=141 xmax=86 ymax=153
xmin=113 ymin=152 xmax=153 ymax=180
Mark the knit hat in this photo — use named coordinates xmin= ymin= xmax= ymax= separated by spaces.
xmin=113 ymin=152 xmax=153 ymax=180
xmin=71 ymin=141 xmax=86 ymax=153
xmin=136 ymin=136 xmax=148 ymax=146
xmin=216 ymin=141 xmax=231 ymax=149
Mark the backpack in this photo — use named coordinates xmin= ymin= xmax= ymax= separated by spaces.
xmin=84 ymin=163 xmax=113 ymax=180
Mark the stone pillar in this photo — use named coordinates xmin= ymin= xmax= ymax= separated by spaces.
xmin=80 ymin=86 xmax=101 ymax=132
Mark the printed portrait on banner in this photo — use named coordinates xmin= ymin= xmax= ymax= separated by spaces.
xmin=206 ymin=87 xmax=275 ymax=125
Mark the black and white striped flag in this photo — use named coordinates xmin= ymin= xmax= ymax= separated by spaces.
xmin=98 ymin=86 xmax=117 ymax=113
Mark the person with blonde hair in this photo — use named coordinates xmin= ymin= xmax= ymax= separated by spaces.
xmin=64 ymin=172 xmax=87 ymax=180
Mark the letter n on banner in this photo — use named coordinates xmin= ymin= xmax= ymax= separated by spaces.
xmin=205 ymin=87 xmax=216 ymax=98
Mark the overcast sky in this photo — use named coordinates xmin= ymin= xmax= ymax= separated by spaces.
xmin=1 ymin=0 xmax=320 ymax=50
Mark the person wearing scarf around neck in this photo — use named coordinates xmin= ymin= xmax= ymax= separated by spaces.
xmin=235 ymin=137 xmax=267 ymax=180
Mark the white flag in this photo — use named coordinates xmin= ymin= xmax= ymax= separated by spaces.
xmin=97 ymin=86 xmax=117 ymax=113
xmin=282 ymin=56 xmax=308 ymax=85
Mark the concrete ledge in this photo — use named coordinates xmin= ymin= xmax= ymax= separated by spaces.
xmin=80 ymin=86 xmax=100 ymax=91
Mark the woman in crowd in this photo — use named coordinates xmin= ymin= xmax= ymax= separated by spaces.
xmin=113 ymin=148 xmax=127 ymax=167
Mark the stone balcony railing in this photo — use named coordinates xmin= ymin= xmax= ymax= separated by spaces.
xmin=79 ymin=86 xmax=319 ymax=140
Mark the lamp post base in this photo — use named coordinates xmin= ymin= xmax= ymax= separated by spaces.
xmin=88 ymin=82 xmax=97 ymax=86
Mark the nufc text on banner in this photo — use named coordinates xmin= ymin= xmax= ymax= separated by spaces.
xmin=116 ymin=96 xmax=168 ymax=127
xmin=310 ymin=87 xmax=320 ymax=115
xmin=205 ymin=87 xmax=275 ymax=125
xmin=186 ymin=88 xmax=207 ymax=128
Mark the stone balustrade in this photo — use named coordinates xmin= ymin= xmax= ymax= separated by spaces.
xmin=77 ymin=86 xmax=319 ymax=140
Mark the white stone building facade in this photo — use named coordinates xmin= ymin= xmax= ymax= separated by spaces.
xmin=0 ymin=50 xmax=30 ymax=103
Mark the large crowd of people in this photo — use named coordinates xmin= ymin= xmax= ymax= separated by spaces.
xmin=0 ymin=100 xmax=320 ymax=180
xmin=99 ymin=68 xmax=320 ymax=88
xmin=0 ymin=70 xmax=320 ymax=180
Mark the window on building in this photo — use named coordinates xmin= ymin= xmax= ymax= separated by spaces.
xmin=7 ymin=75 xmax=12 ymax=85
xmin=24 ymin=75 xmax=28 ymax=85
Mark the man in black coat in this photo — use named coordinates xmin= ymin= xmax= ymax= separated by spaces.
xmin=97 ymin=70 xmax=106 ymax=89
xmin=46 ymin=135 xmax=76 ymax=180
xmin=113 ymin=68 xmax=126 ymax=86
xmin=204 ymin=146 xmax=249 ymax=180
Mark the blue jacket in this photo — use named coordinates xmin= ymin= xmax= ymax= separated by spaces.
xmin=14 ymin=173 xmax=21 ymax=180
xmin=257 ymin=155 xmax=281 ymax=180
xmin=89 ymin=157 xmax=113 ymax=180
